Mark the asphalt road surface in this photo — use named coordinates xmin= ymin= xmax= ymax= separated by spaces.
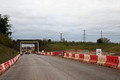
xmin=0 ymin=54 xmax=120 ymax=80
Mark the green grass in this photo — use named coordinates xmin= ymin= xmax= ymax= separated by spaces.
xmin=0 ymin=44 xmax=18 ymax=64
xmin=44 ymin=42 xmax=120 ymax=53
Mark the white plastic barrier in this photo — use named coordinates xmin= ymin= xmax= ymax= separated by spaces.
xmin=51 ymin=52 xmax=53 ymax=55
xmin=118 ymin=56 xmax=120 ymax=69
xmin=47 ymin=52 xmax=50 ymax=55
xmin=9 ymin=60 xmax=12 ymax=66
xmin=68 ymin=53 xmax=72 ymax=59
xmin=84 ymin=54 xmax=90 ymax=62
xmin=43 ymin=52 xmax=45 ymax=55
xmin=11 ymin=59 xmax=14 ymax=65
xmin=97 ymin=55 xmax=106 ymax=66
xmin=64 ymin=53 xmax=67 ymax=58
xmin=1 ymin=64 xmax=5 ymax=71
xmin=75 ymin=54 xmax=79 ymax=60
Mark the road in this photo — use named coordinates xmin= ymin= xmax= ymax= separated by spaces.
xmin=0 ymin=54 xmax=120 ymax=80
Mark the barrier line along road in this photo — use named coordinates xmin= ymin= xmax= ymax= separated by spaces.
xmin=0 ymin=54 xmax=20 ymax=75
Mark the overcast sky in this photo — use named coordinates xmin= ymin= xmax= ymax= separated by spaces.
xmin=0 ymin=0 xmax=120 ymax=42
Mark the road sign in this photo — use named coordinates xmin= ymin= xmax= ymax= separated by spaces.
xmin=96 ymin=49 xmax=102 ymax=56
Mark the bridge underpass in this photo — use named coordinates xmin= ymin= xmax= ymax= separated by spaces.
xmin=0 ymin=54 xmax=120 ymax=80
xmin=17 ymin=40 xmax=40 ymax=54
xmin=22 ymin=44 xmax=35 ymax=53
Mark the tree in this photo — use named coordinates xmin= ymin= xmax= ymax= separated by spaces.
xmin=102 ymin=37 xmax=110 ymax=43
xmin=48 ymin=39 xmax=51 ymax=43
xmin=97 ymin=38 xmax=103 ymax=43
xmin=0 ymin=14 xmax=12 ymax=36
xmin=72 ymin=41 xmax=75 ymax=43
xmin=97 ymin=37 xmax=110 ymax=43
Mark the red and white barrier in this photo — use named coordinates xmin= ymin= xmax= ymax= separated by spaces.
xmin=40 ymin=51 xmax=120 ymax=70
xmin=64 ymin=53 xmax=68 ymax=58
xmin=43 ymin=52 xmax=52 ymax=56
xmin=40 ymin=52 xmax=44 ymax=55
xmin=0 ymin=54 xmax=20 ymax=75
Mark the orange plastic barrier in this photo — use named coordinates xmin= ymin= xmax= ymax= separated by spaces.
xmin=106 ymin=56 xmax=119 ymax=69
xmin=90 ymin=55 xmax=98 ymax=64
xmin=79 ymin=54 xmax=84 ymax=61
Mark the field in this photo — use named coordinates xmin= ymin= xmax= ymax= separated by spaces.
xmin=44 ymin=42 xmax=120 ymax=55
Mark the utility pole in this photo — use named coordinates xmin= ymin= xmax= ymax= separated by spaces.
xmin=60 ymin=33 xmax=62 ymax=42
xmin=83 ymin=30 xmax=86 ymax=42
xmin=101 ymin=31 xmax=103 ymax=39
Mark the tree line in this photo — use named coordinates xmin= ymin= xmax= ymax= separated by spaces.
xmin=0 ymin=14 xmax=12 ymax=36
xmin=0 ymin=14 xmax=17 ymax=49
